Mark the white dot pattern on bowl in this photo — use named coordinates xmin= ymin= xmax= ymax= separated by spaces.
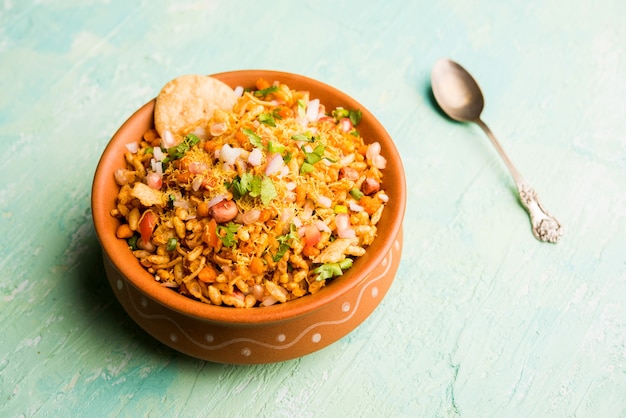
xmin=119 ymin=239 xmax=401 ymax=360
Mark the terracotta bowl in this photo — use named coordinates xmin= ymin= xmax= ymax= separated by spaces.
xmin=91 ymin=70 xmax=406 ymax=364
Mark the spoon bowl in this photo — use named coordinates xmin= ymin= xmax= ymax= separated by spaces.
xmin=431 ymin=59 xmax=484 ymax=122
xmin=430 ymin=58 xmax=563 ymax=243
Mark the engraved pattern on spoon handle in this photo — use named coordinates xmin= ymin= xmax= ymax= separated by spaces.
xmin=475 ymin=119 xmax=563 ymax=243
xmin=517 ymin=181 xmax=563 ymax=243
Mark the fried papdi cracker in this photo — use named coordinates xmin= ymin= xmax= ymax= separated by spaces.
xmin=154 ymin=74 xmax=238 ymax=142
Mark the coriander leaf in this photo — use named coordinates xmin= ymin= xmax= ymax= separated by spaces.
xmin=349 ymin=109 xmax=362 ymax=126
xmin=260 ymin=177 xmax=277 ymax=205
xmin=302 ymin=143 xmax=325 ymax=165
xmin=227 ymin=173 xmax=276 ymax=205
xmin=128 ymin=234 xmax=139 ymax=250
xmin=254 ymin=85 xmax=279 ymax=97
xmin=242 ymin=128 xmax=264 ymax=149
xmin=259 ymin=113 xmax=276 ymax=127
xmin=247 ymin=175 xmax=263 ymax=198
xmin=312 ymin=263 xmax=343 ymax=281
xmin=226 ymin=175 xmax=248 ymax=199
xmin=217 ymin=222 xmax=240 ymax=247
xmin=166 ymin=133 xmax=200 ymax=160
xmin=312 ymin=258 xmax=353 ymax=281
xmin=338 ymin=258 xmax=353 ymax=270
xmin=273 ymin=224 xmax=299 ymax=262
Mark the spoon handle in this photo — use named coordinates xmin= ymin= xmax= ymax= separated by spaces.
xmin=475 ymin=119 xmax=563 ymax=243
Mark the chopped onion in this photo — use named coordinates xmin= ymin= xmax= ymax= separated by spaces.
xmin=316 ymin=220 xmax=331 ymax=233
xmin=153 ymin=146 xmax=164 ymax=161
xmin=366 ymin=142 xmax=381 ymax=161
xmin=302 ymin=200 xmax=314 ymax=219
xmin=242 ymin=209 xmax=261 ymax=225
xmin=155 ymin=161 xmax=163 ymax=176
xmin=173 ymin=199 xmax=190 ymax=209
xmin=265 ymin=153 xmax=285 ymax=176
xmin=338 ymin=227 xmax=356 ymax=239
xmin=285 ymin=181 xmax=297 ymax=191
xmin=248 ymin=148 xmax=263 ymax=166
xmin=284 ymin=190 xmax=296 ymax=202
xmin=340 ymin=118 xmax=352 ymax=133
xmin=160 ymin=281 xmax=179 ymax=288
xmin=317 ymin=195 xmax=332 ymax=208
xmin=162 ymin=130 xmax=177 ymax=148
xmin=373 ymin=154 xmax=387 ymax=169
xmin=335 ymin=213 xmax=356 ymax=238
xmin=114 ymin=169 xmax=131 ymax=185
xmin=125 ymin=142 xmax=139 ymax=153
xmin=340 ymin=154 xmax=355 ymax=166
xmin=349 ymin=201 xmax=364 ymax=212
xmin=335 ymin=213 xmax=350 ymax=230
xmin=280 ymin=208 xmax=294 ymax=223
xmin=219 ymin=144 xmax=242 ymax=166
xmin=189 ymin=161 xmax=207 ymax=174
xmin=292 ymin=216 xmax=303 ymax=228
xmin=261 ymin=295 xmax=278 ymax=307
xmin=306 ymin=98 xmax=320 ymax=122
xmin=206 ymin=194 xmax=226 ymax=208
xmin=192 ymin=126 xmax=208 ymax=140
xmin=234 ymin=86 xmax=244 ymax=97
xmin=378 ymin=193 xmax=389 ymax=203
xmin=252 ymin=284 xmax=265 ymax=301
xmin=191 ymin=175 xmax=204 ymax=191
xmin=210 ymin=122 xmax=227 ymax=137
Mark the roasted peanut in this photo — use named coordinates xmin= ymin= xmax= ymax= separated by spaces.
xmin=210 ymin=200 xmax=238 ymax=223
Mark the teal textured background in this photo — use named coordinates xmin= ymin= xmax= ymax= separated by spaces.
xmin=1 ymin=0 xmax=625 ymax=416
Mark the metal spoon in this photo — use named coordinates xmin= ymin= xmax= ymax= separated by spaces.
xmin=430 ymin=58 xmax=563 ymax=243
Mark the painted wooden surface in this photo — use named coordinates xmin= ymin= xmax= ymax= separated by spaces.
xmin=2 ymin=0 xmax=625 ymax=416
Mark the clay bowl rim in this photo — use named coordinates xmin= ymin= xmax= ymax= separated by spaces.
xmin=91 ymin=69 xmax=406 ymax=326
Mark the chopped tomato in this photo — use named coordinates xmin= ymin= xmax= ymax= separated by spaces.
xmin=202 ymin=218 xmax=220 ymax=248
xmin=318 ymin=116 xmax=335 ymax=124
xmin=139 ymin=210 xmax=157 ymax=243
xmin=146 ymin=172 xmax=162 ymax=189
xmin=274 ymin=106 xmax=293 ymax=119
xmin=304 ymin=224 xmax=321 ymax=248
